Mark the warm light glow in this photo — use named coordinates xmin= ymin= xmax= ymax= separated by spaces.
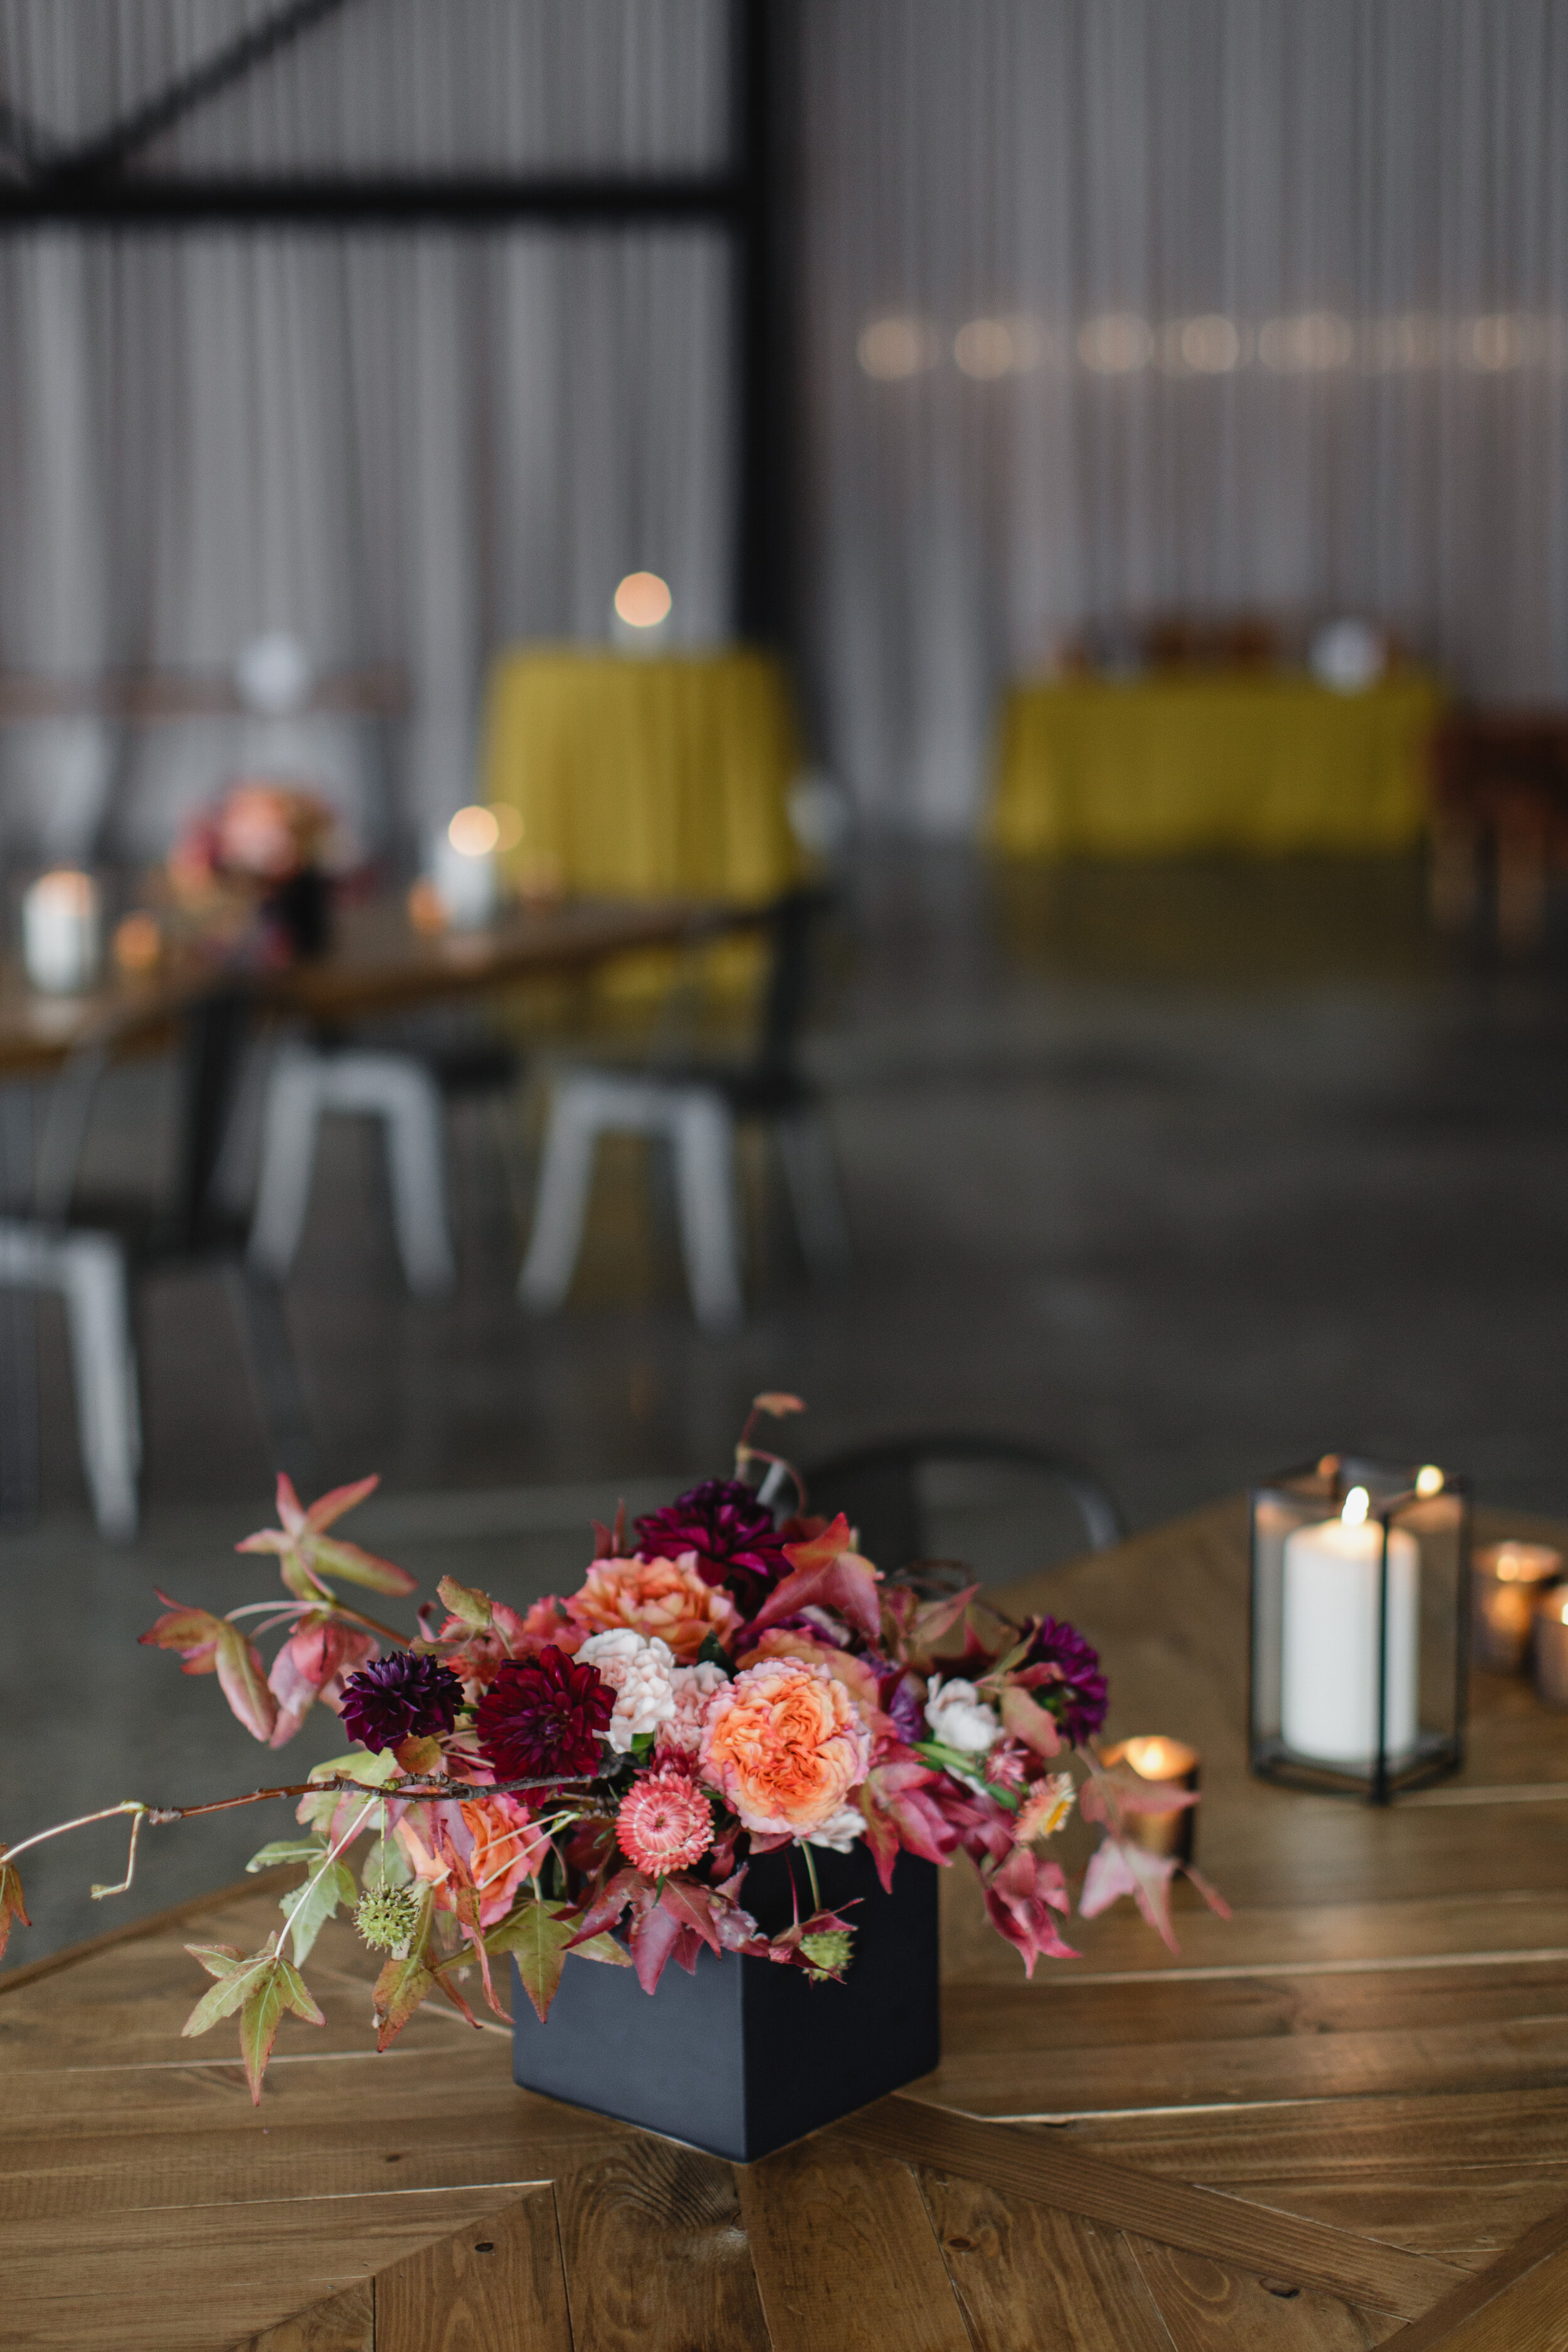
xmin=857 ymin=315 xmax=940 ymax=379
xmin=1342 ymin=1486 xmax=1371 ymax=1528
xmin=1160 ymin=314 xmax=1244 ymax=374
xmin=1077 ymin=312 xmax=1152 ymax=374
xmin=487 ymin=803 xmax=524 ymax=853
xmin=1258 ymin=310 xmax=1354 ymax=372
xmin=1479 ymin=1541 xmax=1561 ymax=1586
xmin=447 ymin=805 xmax=500 ymax=858
xmin=1316 ymin=1453 xmax=1342 ymax=1480
xmin=954 ymin=317 xmax=1018 ymax=378
xmin=613 ymin=571 xmax=672 ymax=628
xmin=112 ymin=911 xmax=161 ymax=974
xmin=1465 ymin=312 xmax=1531 ymax=371
xmin=1415 ymin=1465 xmax=1445 ymax=1498
xmin=34 ymin=867 xmax=96 ymax=912
xmin=1118 ymin=1735 xmax=1198 ymax=1782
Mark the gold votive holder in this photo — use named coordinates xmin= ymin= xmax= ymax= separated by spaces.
xmin=1472 ymin=1542 xmax=1563 ymax=1674
xmin=1099 ymin=1735 xmax=1200 ymax=1863
xmin=1534 ymin=1591 xmax=1568 ymax=1709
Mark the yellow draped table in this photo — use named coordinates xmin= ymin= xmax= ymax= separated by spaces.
xmin=482 ymin=645 xmax=803 ymax=903
xmin=990 ymin=670 xmax=1445 ymax=859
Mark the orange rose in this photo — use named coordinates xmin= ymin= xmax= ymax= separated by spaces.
xmin=739 ymin=1628 xmax=884 ymax=1720
xmin=568 ymin=1553 xmax=739 ymax=1664
xmin=699 ymin=1659 xmax=872 ymax=1836
xmin=458 ymin=1794 xmax=549 ymax=1925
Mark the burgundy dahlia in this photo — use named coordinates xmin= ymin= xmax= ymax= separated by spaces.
xmin=475 ymin=1645 xmax=613 ymax=1780
xmin=635 ymin=1477 xmax=791 ymax=1612
xmin=339 ymin=1653 xmax=462 ymax=1752
xmin=1019 ymin=1615 xmax=1109 ymax=1745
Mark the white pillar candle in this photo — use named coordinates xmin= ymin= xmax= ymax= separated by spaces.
xmin=430 ymin=807 xmax=500 ymax=931
xmin=1281 ymin=1488 xmax=1419 ymax=1766
xmin=23 ymin=868 xmax=101 ymax=993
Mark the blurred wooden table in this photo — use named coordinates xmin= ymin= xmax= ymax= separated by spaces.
xmin=0 ymin=894 xmax=723 ymax=1080
xmin=4 ymin=1497 xmax=1568 ymax=2349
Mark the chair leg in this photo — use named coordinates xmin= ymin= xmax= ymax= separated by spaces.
xmin=247 ymin=1051 xmax=323 ymax=1281
xmin=56 ymin=1232 xmax=140 ymax=1542
xmin=519 ymin=1088 xmax=603 ymax=1312
xmin=376 ymin=1066 xmax=456 ymax=1296
xmin=776 ymin=1108 xmax=852 ymax=1281
xmin=672 ymin=1094 xmax=744 ymax=1331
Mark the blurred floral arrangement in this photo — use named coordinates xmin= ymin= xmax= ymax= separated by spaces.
xmin=0 ymin=1398 xmax=1223 ymax=2101
xmin=166 ymin=780 xmax=340 ymax=963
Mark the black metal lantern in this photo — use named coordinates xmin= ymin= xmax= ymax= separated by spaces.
xmin=1250 ymin=1454 xmax=1470 ymax=1803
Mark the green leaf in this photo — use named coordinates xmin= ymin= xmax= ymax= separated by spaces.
xmin=436 ymin=1574 xmax=493 ymax=1630
xmin=238 ymin=1954 xmax=326 ymax=2104
xmin=181 ymin=1946 xmax=274 ymax=2038
xmin=571 ymin=1929 xmax=635 ymax=1968
xmin=696 ymin=1631 xmax=736 ymax=1677
xmin=307 ymin=1536 xmax=417 ymax=1596
xmin=246 ymin=1838 xmax=326 ymax=1873
xmin=282 ymin=1858 xmax=358 ymax=1966
xmin=0 ymin=1858 xmax=29 ymax=1963
xmin=487 ymin=1899 xmax=576 ymax=2022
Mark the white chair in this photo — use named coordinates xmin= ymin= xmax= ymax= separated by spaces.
xmin=248 ymin=1042 xmax=456 ymax=1295
xmin=518 ymin=890 xmax=849 ymax=1332
xmin=0 ymin=1219 xmax=140 ymax=1540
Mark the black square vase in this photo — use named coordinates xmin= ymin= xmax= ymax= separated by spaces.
xmin=512 ymin=1844 xmax=940 ymax=2163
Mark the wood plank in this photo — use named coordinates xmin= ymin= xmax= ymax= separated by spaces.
xmin=917 ymin=2168 xmax=1172 ymax=2352
xmin=1127 ymin=2235 xmax=1387 ymax=2350
xmin=1377 ymin=2203 xmax=1568 ymax=2351
xmin=553 ymin=2138 xmax=770 ymax=2351
xmin=374 ymin=2187 xmax=573 ymax=2352
xmin=1064 ymin=2088 xmax=1568 ymax=2181
xmin=233 ymin=2285 xmax=374 ymax=2352
xmin=736 ymin=2138 xmax=973 ymax=2352
xmin=827 ymin=2101 xmax=1466 ymax=2319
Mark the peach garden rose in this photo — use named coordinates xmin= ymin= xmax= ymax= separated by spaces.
xmin=699 ymin=1658 xmax=873 ymax=1837
xmin=568 ymin=1552 xmax=741 ymax=1663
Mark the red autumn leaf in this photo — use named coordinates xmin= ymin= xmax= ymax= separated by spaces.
xmin=267 ymin=1618 xmax=378 ymax=1748
xmin=753 ymin=1392 xmax=805 ymax=1417
xmin=657 ymin=1875 xmax=724 ymax=1957
xmin=214 ymin=1622 xmax=279 ymax=1745
xmin=138 ymin=1599 xmax=228 ymax=1673
xmin=752 ymin=1514 xmax=882 ymax=1641
xmin=859 ymin=1760 xmax=961 ymax=1890
xmin=304 ymin=1474 xmax=381 ymax=1533
xmin=1079 ymin=1837 xmax=1182 ymax=1952
xmin=561 ymin=1867 xmax=642 ymax=1950
xmin=0 ymin=1858 xmax=30 ymax=1963
xmin=999 ymin=1683 xmax=1062 ymax=1758
xmin=982 ymin=1846 xmax=1079 ymax=1976
xmin=238 ymin=1473 xmax=415 ymax=1599
xmin=1079 ymin=1770 xmax=1199 ymax=1829
xmin=628 ymin=1898 xmax=685 ymax=1994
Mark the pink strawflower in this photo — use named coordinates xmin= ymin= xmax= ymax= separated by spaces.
xmin=985 ymin=1739 xmax=1032 ymax=1792
xmin=568 ymin=1552 xmax=740 ymax=1663
xmin=700 ymin=1658 xmax=872 ymax=1838
xmin=655 ymin=1661 xmax=731 ymax=1761
xmin=617 ymin=1771 xmax=715 ymax=1873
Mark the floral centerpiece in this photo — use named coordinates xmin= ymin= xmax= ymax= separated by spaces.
xmin=0 ymin=1397 xmax=1222 ymax=2131
xmin=167 ymin=779 xmax=339 ymax=963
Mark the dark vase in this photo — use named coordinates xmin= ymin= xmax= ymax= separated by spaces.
xmin=512 ymin=1844 xmax=939 ymax=2163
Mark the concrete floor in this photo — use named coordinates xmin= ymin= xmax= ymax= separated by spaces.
xmin=8 ymin=841 xmax=1568 ymax=1956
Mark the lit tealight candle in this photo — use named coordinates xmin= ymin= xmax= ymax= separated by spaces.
xmin=1534 ymin=1591 xmax=1568 ymax=1710
xmin=23 ymin=869 xmax=101 ymax=993
xmin=431 ymin=805 xmax=501 ymax=931
xmin=1473 ymin=1542 xmax=1562 ymax=1675
xmin=1098 ymin=1734 xmax=1200 ymax=1862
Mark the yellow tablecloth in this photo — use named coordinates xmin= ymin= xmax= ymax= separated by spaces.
xmin=482 ymin=645 xmax=803 ymax=903
xmin=989 ymin=672 xmax=1445 ymax=859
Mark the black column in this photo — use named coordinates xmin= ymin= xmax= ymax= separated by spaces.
xmin=732 ymin=0 xmax=797 ymax=652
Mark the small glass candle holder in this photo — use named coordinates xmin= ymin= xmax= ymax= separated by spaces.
xmin=1534 ymin=1591 xmax=1568 ymax=1709
xmin=1099 ymin=1735 xmax=1199 ymax=1863
xmin=1251 ymin=1455 xmax=1470 ymax=1803
xmin=1472 ymin=1543 xmax=1562 ymax=1675
xmin=23 ymin=868 xmax=101 ymax=993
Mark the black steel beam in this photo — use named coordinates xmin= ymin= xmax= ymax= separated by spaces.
xmin=0 ymin=171 xmax=744 ymax=228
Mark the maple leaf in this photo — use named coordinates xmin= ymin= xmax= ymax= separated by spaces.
xmin=751 ymin=1514 xmax=882 ymax=1640
xmin=981 ymin=1847 xmax=1078 ymax=1976
xmin=213 ymin=1622 xmax=279 ymax=1744
xmin=0 ymin=1857 xmax=30 ymax=1963
xmin=997 ymin=1683 xmax=1062 ymax=1759
xmin=627 ymin=1899 xmax=685 ymax=1995
xmin=859 ymin=1760 xmax=962 ymax=1890
xmin=238 ymin=1956 xmax=324 ymax=2102
xmin=488 ymin=1897 xmax=578 ymax=2021
xmin=237 ymin=1473 xmax=416 ymax=1600
xmin=1079 ymin=1837 xmax=1182 ymax=1951
xmin=434 ymin=1576 xmax=492 ymax=1631
xmin=267 ymin=1618 xmax=378 ymax=1748
xmin=138 ymin=1600 xmax=228 ymax=1673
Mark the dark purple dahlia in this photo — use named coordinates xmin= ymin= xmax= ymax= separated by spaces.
xmin=1018 ymin=1614 xmax=1108 ymax=1745
xmin=475 ymin=1645 xmax=613 ymax=1780
xmin=339 ymin=1653 xmax=463 ymax=1752
xmin=634 ymin=1477 xmax=792 ymax=1612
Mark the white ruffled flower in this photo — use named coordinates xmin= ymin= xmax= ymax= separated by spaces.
xmin=805 ymin=1804 xmax=867 ymax=1853
xmin=577 ymin=1629 xmax=678 ymax=1752
xmin=924 ymin=1675 xmax=1002 ymax=1756
xmin=656 ymin=1661 xmax=731 ymax=1761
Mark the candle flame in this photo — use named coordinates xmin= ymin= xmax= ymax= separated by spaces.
xmin=1342 ymin=1486 xmax=1370 ymax=1527
xmin=1119 ymin=1735 xmax=1197 ymax=1781
xmin=448 ymin=805 xmax=499 ymax=858
xmin=1415 ymin=1465 xmax=1444 ymax=1497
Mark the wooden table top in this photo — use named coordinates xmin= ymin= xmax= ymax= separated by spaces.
xmin=4 ymin=1496 xmax=1568 ymax=2350
xmin=0 ymin=893 xmax=720 ymax=1079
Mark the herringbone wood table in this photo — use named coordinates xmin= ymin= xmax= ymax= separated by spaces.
xmin=5 ymin=1498 xmax=1568 ymax=2349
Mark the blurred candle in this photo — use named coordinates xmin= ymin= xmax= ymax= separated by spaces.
xmin=432 ymin=806 xmax=500 ymax=930
xmin=1534 ymin=1592 xmax=1568 ymax=1709
xmin=1098 ymin=1735 xmax=1200 ymax=1862
xmin=1281 ymin=1487 xmax=1419 ymax=1766
xmin=1472 ymin=1542 xmax=1562 ymax=1674
xmin=23 ymin=869 xmax=100 ymax=993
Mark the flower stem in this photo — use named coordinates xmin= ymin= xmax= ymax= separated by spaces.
xmin=278 ymin=1799 xmax=379 ymax=1959
xmin=802 ymin=1842 xmax=822 ymax=1912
